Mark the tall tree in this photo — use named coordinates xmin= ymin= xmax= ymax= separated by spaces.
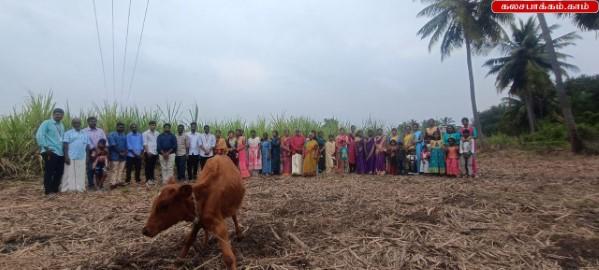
xmin=559 ymin=13 xmax=599 ymax=31
xmin=537 ymin=13 xmax=584 ymax=152
xmin=484 ymin=17 xmax=578 ymax=133
xmin=417 ymin=0 xmax=512 ymax=138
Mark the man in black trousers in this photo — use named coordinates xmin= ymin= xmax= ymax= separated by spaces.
xmin=35 ymin=108 xmax=66 ymax=196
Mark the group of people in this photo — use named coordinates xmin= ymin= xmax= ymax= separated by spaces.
xmin=35 ymin=108 xmax=478 ymax=196
xmin=233 ymin=118 xmax=477 ymax=179
xmin=36 ymin=108 xmax=218 ymax=195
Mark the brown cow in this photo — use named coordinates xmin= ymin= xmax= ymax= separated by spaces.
xmin=142 ymin=155 xmax=245 ymax=270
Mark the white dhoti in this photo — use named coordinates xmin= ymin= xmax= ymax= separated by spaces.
xmin=160 ymin=154 xmax=175 ymax=183
xmin=291 ymin=154 xmax=303 ymax=176
xmin=60 ymin=159 xmax=86 ymax=192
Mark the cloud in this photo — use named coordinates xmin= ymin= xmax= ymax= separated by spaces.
xmin=211 ymin=59 xmax=269 ymax=90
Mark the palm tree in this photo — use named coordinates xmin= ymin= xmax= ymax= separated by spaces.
xmin=536 ymin=13 xmax=584 ymax=152
xmin=439 ymin=117 xmax=455 ymax=126
xmin=417 ymin=0 xmax=513 ymax=139
xmin=484 ymin=17 xmax=578 ymax=133
xmin=559 ymin=13 xmax=599 ymax=31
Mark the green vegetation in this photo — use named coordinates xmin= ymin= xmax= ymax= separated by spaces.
xmin=0 ymin=93 xmax=395 ymax=178
xmin=481 ymin=75 xmax=599 ymax=152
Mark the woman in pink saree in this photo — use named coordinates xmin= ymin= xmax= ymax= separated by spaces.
xmin=236 ymin=129 xmax=250 ymax=179
xmin=280 ymin=129 xmax=292 ymax=176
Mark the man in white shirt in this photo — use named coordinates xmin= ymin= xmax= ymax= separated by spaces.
xmin=186 ymin=122 xmax=201 ymax=180
xmin=198 ymin=125 xmax=216 ymax=169
xmin=143 ymin=121 xmax=160 ymax=184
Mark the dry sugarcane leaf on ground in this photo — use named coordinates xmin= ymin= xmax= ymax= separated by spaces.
xmin=1 ymin=150 xmax=599 ymax=269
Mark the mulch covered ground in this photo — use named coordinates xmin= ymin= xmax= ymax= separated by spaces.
xmin=2 ymin=150 xmax=599 ymax=270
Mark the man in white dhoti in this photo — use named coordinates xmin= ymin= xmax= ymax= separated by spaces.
xmin=61 ymin=118 xmax=89 ymax=192
xmin=290 ymin=129 xmax=305 ymax=176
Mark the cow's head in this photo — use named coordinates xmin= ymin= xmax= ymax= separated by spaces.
xmin=142 ymin=178 xmax=196 ymax=237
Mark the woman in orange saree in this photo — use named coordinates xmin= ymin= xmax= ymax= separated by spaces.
xmin=303 ymin=132 xmax=319 ymax=177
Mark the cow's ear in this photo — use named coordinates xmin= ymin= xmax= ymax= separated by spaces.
xmin=177 ymin=184 xmax=192 ymax=199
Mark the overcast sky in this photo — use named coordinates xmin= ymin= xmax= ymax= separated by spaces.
xmin=0 ymin=0 xmax=597 ymax=125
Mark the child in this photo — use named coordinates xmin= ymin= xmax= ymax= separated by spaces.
xmin=419 ymin=145 xmax=430 ymax=174
xmin=248 ymin=130 xmax=262 ymax=176
xmin=325 ymin=135 xmax=336 ymax=174
xmin=428 ymin=131 xmax=446 ymax=175
xmin=92 ymin=139 xmax=109 ymax=190
xmin=386 ymin=140 xmax=399 ymax=175
xmin=261 ymin=133 xmax=272 ymax=176
xmin=340 ymin=141 xmax=349 ymax=174
xmin=445 ymin=138 xmax=460 ymax=177
xmin=396 ymin=141 xmax=407 ymax=175
xmin=460 ymin=129 xmax=476 ymax=177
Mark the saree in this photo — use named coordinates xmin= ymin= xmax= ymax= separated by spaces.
xmin=374 ymin=136 xmax=386 ymax=175
xmin=261 ymin=140 xmax=272 ymax=174
xmin=303 ymin=140 xmax=318 ymax=177
xmin=237 ymin=137 xmax=250 ymax=179
xmin=355 ymin=138 xmax=365 ymax=174
xmin=428 ymin=140 xmax=446 ymax=174
xmin=316 ymin=136 xmax=326 ymax=173
xmin=364 ymin=137 xmax=375 ymax=174
xmin=348 ymin=134 xmax=356 ymax=166
xmin=281 ymin=136 xmax=292 ymax=176
xmin=248 ymin=137 xmax=262 ymax=171
xmin=271 ymin=137 xmax=281 ymax=174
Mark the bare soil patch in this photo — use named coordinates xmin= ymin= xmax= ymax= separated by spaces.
xmin=2 ymin=150 xmax=599 ymax=269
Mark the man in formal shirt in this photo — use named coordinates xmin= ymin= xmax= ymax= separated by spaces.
xmin=175 ymin=124 xmax=190 ymax=181
xmin=61 ymin=118 xmax=89 ymax=192
xmin=108 ymin=122 xmax=127 ymax=189
xmin=186 ymin=122 xmax=200 ymax=180
xmin=143 ymin=121 xmax=160 ymax=185
xmin=35 ymin=108 xmax=65 ymax=195
xmin=126 ymin=123 xmax=144 ymax=184
xmin=157 ymin=123 xmax=177 ymax=183
xmin=198 ymin=125 xmax=216 ymax=169
xmin=83 ymin=116 xmax=106 ymax=190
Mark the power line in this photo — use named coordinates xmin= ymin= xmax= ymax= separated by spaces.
xmin=91 ymin=0 xmax=107 ymax=91
xmin=111 ymin=0 xmax=115 ymax=99
xmin=120 ymin=0 xmax=132 ymax=95
xmin=127 ymin=0 xmax=150 ymax=101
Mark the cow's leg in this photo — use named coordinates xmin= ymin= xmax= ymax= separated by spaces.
xmin=179 ymin=221 xmax=201 ymax=258
xmin=202 ymin=228 xmax=209 ymax=248
xmin=232 ymin=215 xmax=243 ymax=240
xmin=209 ymin=221 xmax=237 ymax=270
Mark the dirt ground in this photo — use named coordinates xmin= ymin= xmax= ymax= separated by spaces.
xmin=2 ymin=150 xmax=599 ymax=270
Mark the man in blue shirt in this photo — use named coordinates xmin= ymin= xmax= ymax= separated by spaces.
xmin=126 ymin=123 xmax=144 ymax=184
xmin=36 ymin=108 xmax=66 ymax=195
xmin=61 ymin=118 xmax=89 ymax=192
xmin=108 ymin=122 xmax=127 ymax=189
xmin=157 ymin=123 xmax=177 ymax=183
